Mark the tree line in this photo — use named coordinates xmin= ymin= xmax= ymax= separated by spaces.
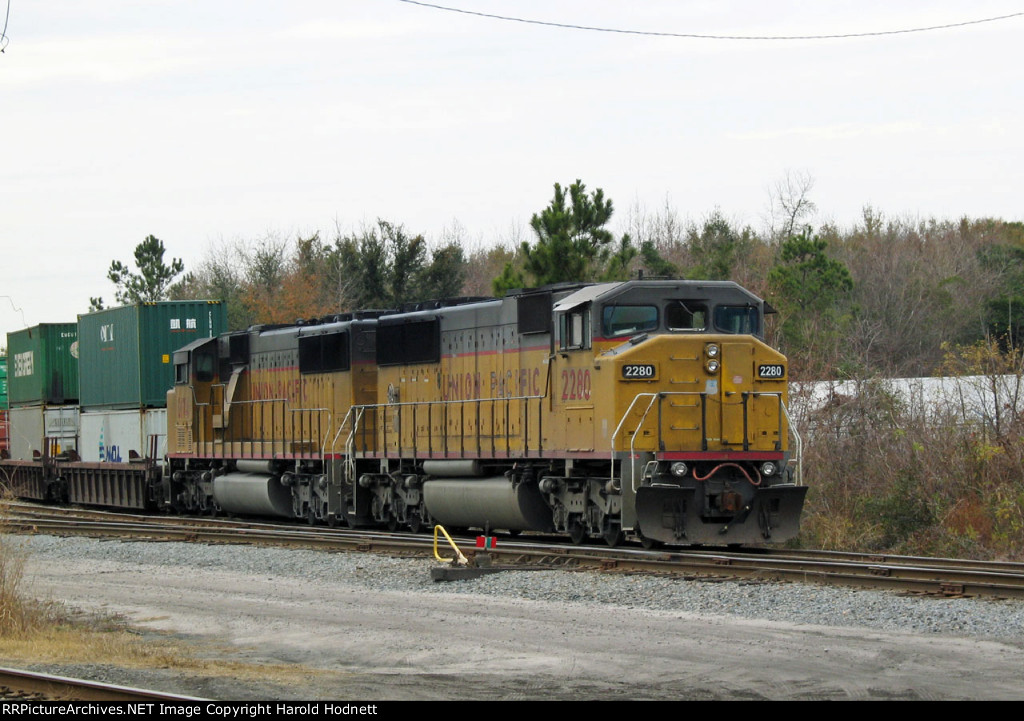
xmin=90 ymin=177 xmax=1024 ymax=558
xmin=96 ymin=177 xmax=1024 ymax=383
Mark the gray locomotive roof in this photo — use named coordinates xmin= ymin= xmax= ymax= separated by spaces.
xmin=551 ymin=280 xmax=766 ymax=312
xmin=551 ymin=283 xmax=622 ymax=312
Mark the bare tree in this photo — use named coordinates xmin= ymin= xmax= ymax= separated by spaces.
xmin=623 ymin=195 xmax=689 ymax=275
xmin=766 ymin=170 xmax=818 ymax=243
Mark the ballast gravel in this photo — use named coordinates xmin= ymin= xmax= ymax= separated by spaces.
xmin=17 ymin=534 xmax=1024 ymax=640
xmin=11 ymin=534 xmax=1024 ymax=700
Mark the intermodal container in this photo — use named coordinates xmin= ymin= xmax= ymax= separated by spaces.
xmin=7 ymin=404 xmax=79 ymax=460
xmin=0 ymin=355 xmax=8 ymax=409
xmin=79 ymin=408 xmax=168 ymax=462
xmin=78 ymin=300 xmax=226 ymax=409
xmin=5 ymin=324 xmax=79 ymax=406
xmin=0 ymin=409 xmax=8 ymax=456
xmin=0 ymin=354 xmax=6 ymax=455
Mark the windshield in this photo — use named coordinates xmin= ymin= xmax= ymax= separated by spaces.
xmin=666 ymin=302 xmax=707 ymax=331
xmin=713 ymin=306 xmax=760 ymax=335
xmin=601 ymin=305 xmax=658 ymax=337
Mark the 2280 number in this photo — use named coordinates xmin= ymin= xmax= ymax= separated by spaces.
xmin=622 ymin=364 xmax=657 ymax=380
xmin=561 ymin=369 xmax=592 ymax=401
xmin=758 ymin=364 xmax=785 ymax=379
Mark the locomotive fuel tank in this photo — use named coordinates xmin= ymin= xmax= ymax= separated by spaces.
xmin=422 ymin=477 xmax=553 ymax=532
xmin=210 ymin=460 xmax=294 ymax=518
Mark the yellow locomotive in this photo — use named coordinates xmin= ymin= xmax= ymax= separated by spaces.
xmin=166 ymin=279 xmax=806 ymax=546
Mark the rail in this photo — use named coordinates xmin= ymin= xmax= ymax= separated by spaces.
xmin=0 ymin=666 xmax=209 ymax=702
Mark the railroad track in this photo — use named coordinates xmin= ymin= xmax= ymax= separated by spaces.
xmin=4 ymin=500 xmax=1024 ymax=600
xmin=0 ymin=666 xmax=207 ymax=702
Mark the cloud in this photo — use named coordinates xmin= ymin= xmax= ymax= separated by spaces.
xmin=729 ymin=122 xmax=927 ymax=142
xmin=0 ymin=34 xmax=211 ymax=85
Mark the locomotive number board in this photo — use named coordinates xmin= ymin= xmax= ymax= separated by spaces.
xmin=621 ymin=363 xmax=657 ymax=380
xmin=757 ymin=363 xmax=786 ymax=379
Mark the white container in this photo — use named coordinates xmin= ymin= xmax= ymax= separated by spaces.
xmin=7 ymin=405 xmax=79 ymax=460
xmin=79 ymin=408 xmax=168 ymax=463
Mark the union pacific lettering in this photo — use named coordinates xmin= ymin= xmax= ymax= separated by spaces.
xmin=251 ymin=368 xmax=304 ymax=403
xmin=435 ymin=367 xmax=542 ymax=401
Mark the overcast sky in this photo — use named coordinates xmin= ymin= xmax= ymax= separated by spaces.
xmin=2 ymin=1 xmax=1022 ymax=344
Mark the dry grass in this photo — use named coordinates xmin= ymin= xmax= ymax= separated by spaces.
xmin=0 ymin=621 xmax=341 ymax=687
xmin=798 ymin=367 xmax=1024 ymax=560
xmin=0 ymin=531 xmax=343 ymax=689
xmin=0 ymin=530 xmax=190 ymax=665
xmin=0 ymin=536 xmax=38 ymax=638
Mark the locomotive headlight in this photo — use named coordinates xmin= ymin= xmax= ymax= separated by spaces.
xmin=760 ymin=462 xmax=778 ymax=477
xmin=706 ymin=359 xmax=720 ymax=374
xmin=705 ymin=343 xmax=720 ymax=358
xmin=670 ymin=461 xmax=689 ymax=478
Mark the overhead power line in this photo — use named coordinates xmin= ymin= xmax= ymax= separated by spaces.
xmin=0 ymin=0 xmax=10 ymax=53
xmin=396 ymin=1 xmax=1024 ymax=40
xmin=1 ymin=296 xmax=28 ymax=328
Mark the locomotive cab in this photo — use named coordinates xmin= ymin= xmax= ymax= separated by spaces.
xmin=341 ymin=279 xmax=805 ymax=547
xmin=542 ymin=281 xmax=806 ymax=545
xmin=167 ymin=336 xmax=220 ymax=456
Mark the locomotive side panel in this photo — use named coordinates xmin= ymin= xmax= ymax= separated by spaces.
xmin=166 ymin=318 xmax=380 ymax=524
xmin=359 ymin=281 xmax=806 ymax=545
xmin=374 ymin=299 xmax=552 ymax=461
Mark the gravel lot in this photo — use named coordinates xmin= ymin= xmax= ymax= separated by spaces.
xmin=10 ymin=534 xmax=1024 ymax=700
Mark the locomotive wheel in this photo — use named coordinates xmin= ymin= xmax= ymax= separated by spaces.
xmin=307 ymin=507 xmax=317 ymax=526
xmin=408 ymin=513 xmax=423 ymax=534
xmin=638 ymin=529 xmax=662 ymax=550
xmin=387 ymin=513 xmax=399 ymax=532
xmin=603 ymin=520 xmax=624 ymax=548
xmin=568 ymin=517 xmax=586 ymax=545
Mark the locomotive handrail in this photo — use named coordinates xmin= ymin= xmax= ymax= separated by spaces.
xmin=191 ymin=381 xmax=335 ymax=460
xmin=288 ymin=406 xmax=331 ymax=460
xmin=342 ymin=406 xmax=365 ymax=486
xmin=332 ymin=358 xmax=557 ymax=464
xmin=358 ymin=392 xmax=548 ymax=408
xmin=768 ymin=393 xmax=803 ymax=487
xmin=351 ymin=391 xmax=549 ymax=460
xmin=227 ymin=396 xmax=285 ymax=460
xmin=608 ymin=392 xmax=658 ymax=494
xmin=611 ymin=391 xmax=800 ymax=493
xmin=328 ymin=406 xmax=356 ymax=458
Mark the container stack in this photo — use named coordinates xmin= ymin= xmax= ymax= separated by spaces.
xmin=4 ymin=323 xmax=80 ymax=460
xmin=0 ymin=355 xmax=9 ymax=456
xmin=76 ymin=300 xmax=226 ymax=462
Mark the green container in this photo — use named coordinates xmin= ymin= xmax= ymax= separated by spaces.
xmin=0 ymin=356 xmax=7 ymax=409
xmin=78 ymin=300 xmax=226 ymax=409
xmin=5 ymin=324 xmax=80 ymax=406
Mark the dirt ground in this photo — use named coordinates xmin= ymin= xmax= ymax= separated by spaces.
xmin=13 ymin=550 xmax=1024 ymax=701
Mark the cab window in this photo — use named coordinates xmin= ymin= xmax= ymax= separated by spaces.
xmin=194 ymin=350 xmax=216 ymax=382
xmin=558 ymin=308 xmax=591 ymax=350
xmin=666 ymin=302 xmax=707 ymax=331
xmin=714 ymin=306 xmax=761 ymax=335
xmin=601 ymin=305 xmax=658 ymax=338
